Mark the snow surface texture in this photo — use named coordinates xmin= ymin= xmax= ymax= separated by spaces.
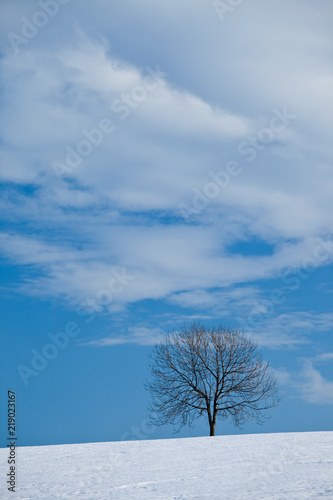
xmin=1 ymin=431 xmax=332 ymax=499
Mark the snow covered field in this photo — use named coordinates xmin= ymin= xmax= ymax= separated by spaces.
xmin=1 ymin=431 xmax=332 ymax=499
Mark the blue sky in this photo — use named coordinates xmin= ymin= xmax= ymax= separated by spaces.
xmin=0 ymin=0 xmax=333 ymax=446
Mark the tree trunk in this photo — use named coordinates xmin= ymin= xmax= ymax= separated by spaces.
xmin=209 ymin=405 xmax=217 ymax=436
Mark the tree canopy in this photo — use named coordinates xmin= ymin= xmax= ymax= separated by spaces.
xmin=145 ymin=323 xmax=280 ymax=436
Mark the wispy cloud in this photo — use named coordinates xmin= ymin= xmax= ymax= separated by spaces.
xmin=276 ymin=353 xmax=333 ymax=405
xmin=296 ymin=356 xmax=333 ymax=405
xmin=83 ymin=326 xmax=165 ymax=346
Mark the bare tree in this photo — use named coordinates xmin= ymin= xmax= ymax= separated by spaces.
xmin=145 ymin=323 xmax=280 ymax=436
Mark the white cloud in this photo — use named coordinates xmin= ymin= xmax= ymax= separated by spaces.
xmin=142 ymin=88 xmax=250 ymax=139
xmin=295 ymin=358 xmax=333 ymax=405
xmin=84 ymin=326 xmax=165 ymax=346
xmin=60 ymin=36 xmax=141 ymax=94
xmin=275 ymin=353 xmax=333 ymax=405
xmin=0 ymin=1 xmax=333 ymax=344
xmin=1 ymin=225 xmax=333 ymax=315
xmin=248 ymin=313 xmax=333 ymax=348
xmin=313 ymin=353 xmax=333 ymax=363
xmin=270 ymin=367 xmax=291 ymax=386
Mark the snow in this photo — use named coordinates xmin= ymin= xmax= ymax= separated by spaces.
xmin=1 ymin=431 xmax=332 ymax=499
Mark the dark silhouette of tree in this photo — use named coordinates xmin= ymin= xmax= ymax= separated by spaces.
xmin=145 ymin=323 xmax=280 ymax=436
